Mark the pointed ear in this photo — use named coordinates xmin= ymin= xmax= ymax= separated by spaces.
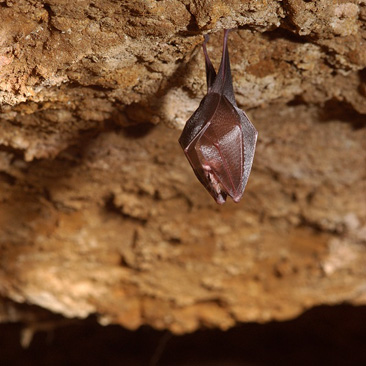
xmin=202 ymin=34 xmax=217 ymax=90
xmin=211 ymin=29 xmax=236 ymax=106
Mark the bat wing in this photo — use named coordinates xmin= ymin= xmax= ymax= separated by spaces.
xmin=195 ymin=95 xmax=244 ymax=203
xmin=237 ymin=108 xmax=258 ymax=194
xmin=178 ymin=93 xmax=220 ymax=150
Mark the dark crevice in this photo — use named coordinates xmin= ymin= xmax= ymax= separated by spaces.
xmin=286 ymin=94 xmax=306 ymax=106
xmin=42 ymin=3 xmax=62 ymax=33
xmin=284 ymin=97 xmax=366 ymax=130
xmin=0 ymin=171 xmax=17 ymax=186
xmin=263 ymin=26 xmax=307 ymax=44
xmin=0 ymin=145 xmax=25 ymax=160
xmin=180 ymin=4 xmax=200 ymax=35
xmin=318 ymin=99 xmax=366 ymax=130
xmin=358 ymin=68 xmax=366 ymax=91
xmin=121 ymin=122 xmax=156 ymax=139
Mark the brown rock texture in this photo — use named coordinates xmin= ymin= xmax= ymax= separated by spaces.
xmin=0 ymin=0 xmax=365 ymax=334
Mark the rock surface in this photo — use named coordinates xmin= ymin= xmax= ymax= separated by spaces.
xmin=0 ymin=0 xmax=365 ymax=334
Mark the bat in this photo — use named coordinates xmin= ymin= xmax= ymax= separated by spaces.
xmin=179 ymin=29 xmax=258 ymax=204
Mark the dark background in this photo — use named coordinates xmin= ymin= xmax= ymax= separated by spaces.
xmin=1 ymin=305 xmax=366 ymax=366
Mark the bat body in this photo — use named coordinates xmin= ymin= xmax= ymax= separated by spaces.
xmin=179 ymin=30 xmax=258 ymax=204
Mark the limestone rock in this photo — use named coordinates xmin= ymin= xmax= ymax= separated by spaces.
xmin=0 ymin=0 xmax=365 ymax=333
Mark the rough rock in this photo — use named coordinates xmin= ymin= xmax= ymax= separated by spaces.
xmin=0 ymin=0 xmax=365 ymax=334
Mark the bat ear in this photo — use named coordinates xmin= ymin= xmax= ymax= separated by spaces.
xmin=211 ymin=29 xmax=236 ymax=106
xmin=203 ymin=34 xmax=217 ymax=90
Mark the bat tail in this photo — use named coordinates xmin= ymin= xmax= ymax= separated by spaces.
xmin=203 ymin=34 xmax=217 ymax=91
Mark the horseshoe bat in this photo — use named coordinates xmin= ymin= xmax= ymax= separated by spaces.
xmin=179 ymin=30 xmax=258 ymax=204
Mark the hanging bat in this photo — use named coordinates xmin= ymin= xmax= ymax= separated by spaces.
xmin=179 ymin=29 xmax=258 ymax=204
